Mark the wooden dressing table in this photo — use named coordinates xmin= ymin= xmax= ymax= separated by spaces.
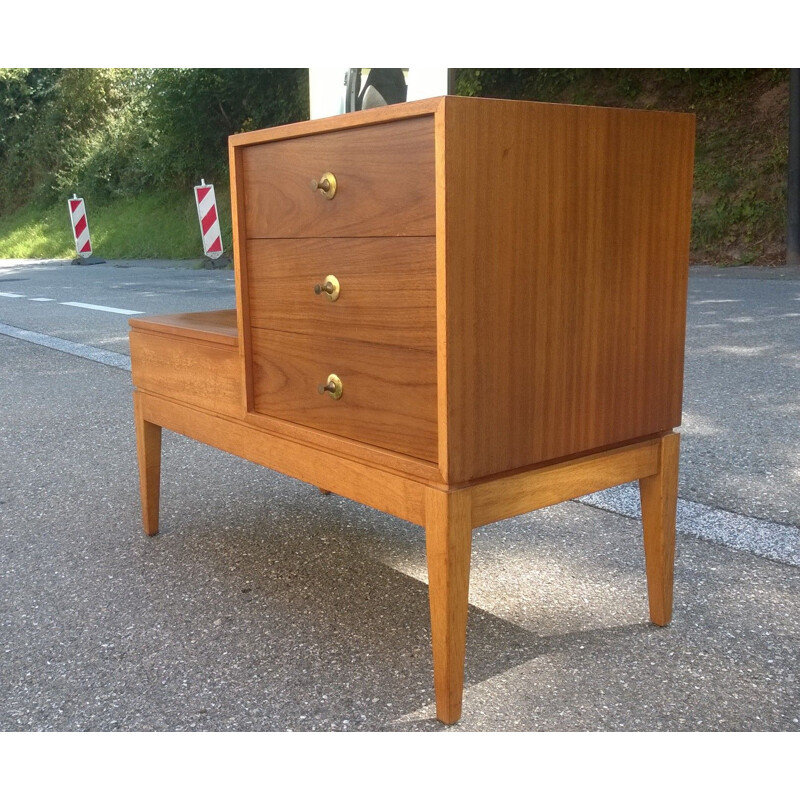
xmin=130 ymin=95 xmax=695 ymax=724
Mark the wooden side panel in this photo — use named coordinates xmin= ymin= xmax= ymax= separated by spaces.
xmin=470 ymin=437 xmax=660 ymax=529
xmin=239 ymin=409 xmax=444 ymax=485
xmin=250 ymin=329 xmax=438 ymax=462
xmin=442 ymin=97 xmax=695 ymax=483
xmin=229 ymin=97 xmax=443 ymax=148
xmin=433 ymin=100 xmax=450 ymax=483
xmin=241 ymin=117 xmax=435 ymax=238
xmin=130 ymin=330 xmax=242 ymax=418
xmin=129 ymin=309 xmax=237 ymax=346
xmin=138 ymin=392 xmax=427 ymax=526
xmin=230 ymin=139 xmax=254 ymax=414
xmin=246 ymin=237 xmax=436 ymax=351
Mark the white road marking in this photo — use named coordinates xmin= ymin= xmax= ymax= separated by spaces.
xmin=60 ymin=301 xmax=142 ymax=315
xmin=579 ymin=484 xmax=800 ymax=567
xmin=0 ymin=321 xmax=131 ymax=370
xmin=2 ymin=293 xmax=143 ymax=312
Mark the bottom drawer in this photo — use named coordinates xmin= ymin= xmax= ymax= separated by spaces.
xmin=250 ymin=329 xmax=437 ymax=462
xmin=130 ymin=329 xmax=241 ymax=417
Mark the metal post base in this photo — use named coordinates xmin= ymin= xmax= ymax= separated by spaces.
xmin=202 ymin=255 xmax=232 ymax=269
xmin=72 ymin=255 xmax=106 ymax=265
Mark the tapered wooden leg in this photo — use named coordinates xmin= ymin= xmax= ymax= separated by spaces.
xmin=638 ymin=432 xmax=680 ymax=626
xmin=425 ymin=487 xmax=472 ymax=724
xmin=134 ymin=392 xmax=161 ymax=536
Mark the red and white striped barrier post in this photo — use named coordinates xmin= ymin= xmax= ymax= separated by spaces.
xmin=68 ymin=194 xmax=103 ymax=265
xmin=194 ymin=179 xmax=228 ymax=265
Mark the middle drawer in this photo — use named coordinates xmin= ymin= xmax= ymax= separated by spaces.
xmin=246 ymin=237 xmax=436 ymax=351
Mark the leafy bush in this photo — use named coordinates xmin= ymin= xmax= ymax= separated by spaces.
xmin=141 ymin=68 xmax=308 ymax=188
xmin=0 ymin=68 xmax=309 ymax=213
xmin=1 ymin=68 xmax=790 ymax=264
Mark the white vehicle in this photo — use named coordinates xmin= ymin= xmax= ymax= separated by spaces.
xmin=308 ymin=68 xmax=451 ymax=119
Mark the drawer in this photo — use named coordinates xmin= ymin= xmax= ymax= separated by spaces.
xmin=250 ymin=329 xmax=437 ymax=463
xmin=130 ymin=328 xmax=241 ymax=418
xmin=246 ymin=237 xmax=436 ymax=351
xmin=241 ymin=117 xmax=435 ymax=238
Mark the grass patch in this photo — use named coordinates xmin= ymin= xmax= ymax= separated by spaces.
xmin=0 ymin=203 xmax=75 ymax=259
xmin=0 ymin=187 xmax=233 ymax=260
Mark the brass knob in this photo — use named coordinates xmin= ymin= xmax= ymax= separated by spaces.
xmin=310 ymin=171 xmax=337 ymax=199
xmin=313 ymin=274 xmax=340 ymax=301
xmin=318 ymin=373 xmax=343 ymax=400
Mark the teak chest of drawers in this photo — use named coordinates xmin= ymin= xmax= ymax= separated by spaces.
xmin=130 ymin=96 xmax=695 ymax=724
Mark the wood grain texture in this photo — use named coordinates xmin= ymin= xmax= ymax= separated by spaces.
xmin=229 ymin=142 xmax=255 ymax=415
xmin=241 ymin=116 xmax=435 ymax=238
xmin=639 ymin=432 xmax=680 ymax=626
xmin=229 ymin=96 xmax=444 ymax=148
xmin=138 ymin=392 xmax=427 ymax=526
xmin=250 ymin=329 xmax=437 ymax=462
xmin=129 ymin=309 xmax=237 ymax=345
xmin=240 ymin=409 xmax=444 ymax=484
xmin=134 ymin=390 xmax=161 ymax=536
xmin=470 ymin=437 xmax=660 ymax=528
xmin=130 ymin=97 xmax=694 ymax=724
xmin=130 ymin=329 xmax=241 ymax=418
xmin=441 ymin=96 xmax=695 ymax=483
xmin=425 ymin=487 xmax=472 ymax=725
xmin=433 ymin=101 xmax=450 ymax=481
xmin=246 ymin=237 xmax=436 ymax=351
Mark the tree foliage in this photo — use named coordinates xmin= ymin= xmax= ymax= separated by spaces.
xmin=2 ymin=68 xmax=789 ymax=264
xmin=145 ymin=69 xmax=308 ymax=187
xmin=0 ymin=68 xmax=308 ymax=213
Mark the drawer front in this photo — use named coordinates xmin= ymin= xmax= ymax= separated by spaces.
xmin=241 ymin=116 xmax=435 ymax=238
xmin=246 ymin=237 xmax=436 ymax=351
xmin=250 ymin=329 xmax=437 ymax=463
xmin=130 ymin=330 xmax=241 ymax=418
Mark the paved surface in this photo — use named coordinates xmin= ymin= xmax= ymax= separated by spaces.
xmin=0 ymin=258 xmax=234 ymax=356
xmin=0 ymin=258 xmax=798 ymax=731
xmin=681 ymin=266 xmax=800 ymax=527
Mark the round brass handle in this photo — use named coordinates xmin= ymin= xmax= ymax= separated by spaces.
xmin=310 ymin=171 xmax=337 ymax=199
xmin=313 ymin=274 xmax=340 ymax=301
xmin=318 ymin=373 xmax=343 ymax=400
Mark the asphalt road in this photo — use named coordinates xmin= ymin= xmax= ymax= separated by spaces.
xmin=1 ymin=257 xmax=798 ymax=732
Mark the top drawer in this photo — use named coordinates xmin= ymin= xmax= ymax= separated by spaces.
xmin=241 ymin=116 xmax=436 ymax=238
